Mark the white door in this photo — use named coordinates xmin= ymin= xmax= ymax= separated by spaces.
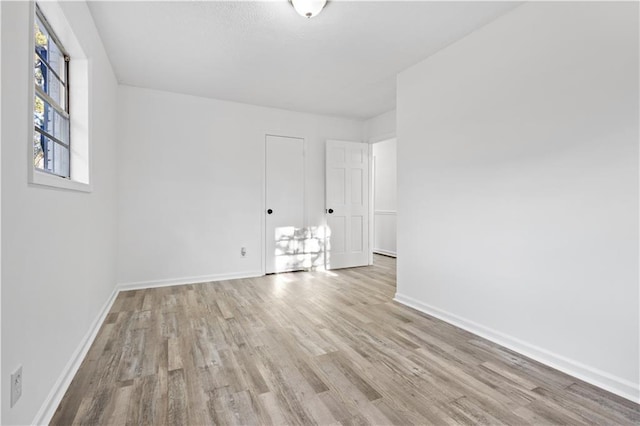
xmin=325 ymin=140 xmax=369 ymax=269
xmin=265 ymin=135 xmax=305 ymax=274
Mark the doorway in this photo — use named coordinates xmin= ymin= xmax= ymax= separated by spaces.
xmin=371 ymin=138 xmax=397 ymax=259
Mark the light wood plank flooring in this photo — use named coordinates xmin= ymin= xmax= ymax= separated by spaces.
xmin=52 ymin=255 xmax=639 ymax=425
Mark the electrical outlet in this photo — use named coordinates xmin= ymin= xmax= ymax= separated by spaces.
xmin=240 ymin=247 xmax=247 ymax=257
xmin=11 ymin=366 xmax=22 ymax=407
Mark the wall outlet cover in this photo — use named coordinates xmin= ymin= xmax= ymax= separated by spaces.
xmin=11 ymin=365 xmax=23 ymax=407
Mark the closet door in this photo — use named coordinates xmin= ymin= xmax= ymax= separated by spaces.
xmin=265 ymin=135 xmax=304 ymax=274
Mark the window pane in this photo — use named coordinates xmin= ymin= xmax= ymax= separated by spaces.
xmin=34 ymin=131 xmax=69 ymax=177
xmin=34 ymin=54 xmax=66 ymax=110
xmin=35 ymin=15 xmax=65 ymax=82
xmin=34 ymin=95 xmax=69 ymax=144
xmin=34 ymin=8 xmax=70 ymax=179
xmin=33 ymin=130 xmax=45 ymax=170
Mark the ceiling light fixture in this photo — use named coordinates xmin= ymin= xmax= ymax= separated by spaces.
xmin=290 ymin=0 xmax=327 ymax=18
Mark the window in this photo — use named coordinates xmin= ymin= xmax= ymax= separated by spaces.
xmin=33 ymin=5 xmax=70 ymax=178
xmin=29 ymin=1 xmax=90 ymax=192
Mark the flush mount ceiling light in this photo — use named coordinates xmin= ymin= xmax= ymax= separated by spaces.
xmin=290 ymin=0 xmax=328 ymax=18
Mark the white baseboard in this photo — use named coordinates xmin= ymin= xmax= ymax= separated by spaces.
xmin=32 ymin=288 xmax=119 ymax=425
xmin=393 ymin=292 xmax=640 ymax=404
xmin=116 ymin=270 xmax=264 ymax=292
xmin=373 ymin=248 xmax=397 ymax=258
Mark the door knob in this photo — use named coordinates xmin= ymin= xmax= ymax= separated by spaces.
xmin=267 ymin=209 xmax=273 ymax=214
xmin=327 ymin=208 xmax=334 ymax=214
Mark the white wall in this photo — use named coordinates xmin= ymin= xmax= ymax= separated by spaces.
xmin=364 ymin=109 xmax=396 ymax=143
xmin=396 ymin=2 xmax=639 ymax=401
xmin=373 ymin=138 xmax=397 ymax=256
xmin=0 ymin=4 xmax=3 ymax=420
xmin=1 ymin=2 xmax=118 ymax=424
xmin=117 ymin=86 xmax=363 ymax=286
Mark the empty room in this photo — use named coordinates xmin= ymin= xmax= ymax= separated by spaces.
xmin=1 ymin=0 xmax=639 ymax=424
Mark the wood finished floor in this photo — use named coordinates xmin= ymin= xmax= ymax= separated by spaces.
xmin=52 ymin=255 xmax=639 ymax=425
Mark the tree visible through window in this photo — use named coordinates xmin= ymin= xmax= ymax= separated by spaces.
xmin=33 ymin=4 xmax=70 ymax=178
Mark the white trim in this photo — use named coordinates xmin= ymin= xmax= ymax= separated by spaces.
xmin=373 ymin=249 xmax=397 ymax=258
xmin=374 ymin=209 xmax=397 ymax=216
xmin=394 ymin=292 xmax=640 ymax=404
xmin=368 ymin=144 xmax=374 ymax=265
xmin=32 ymin=288 xmax=119 ymax=426
xmin=262 ymin=134 xmax=266 ymax=276
xmin=29 ymin=169 xmax=91 ymax=192
xmin=117 ymin=270 xmax=264 ymax=292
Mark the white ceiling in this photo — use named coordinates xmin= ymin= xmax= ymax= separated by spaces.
xmin=88 ymin=1 xmax=519 ymax=119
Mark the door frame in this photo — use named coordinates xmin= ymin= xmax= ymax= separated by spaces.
xmin=367 ymin=132 xmax=396 ymax=265
xmin=262 ymin=133 xmax=306 ymax=275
